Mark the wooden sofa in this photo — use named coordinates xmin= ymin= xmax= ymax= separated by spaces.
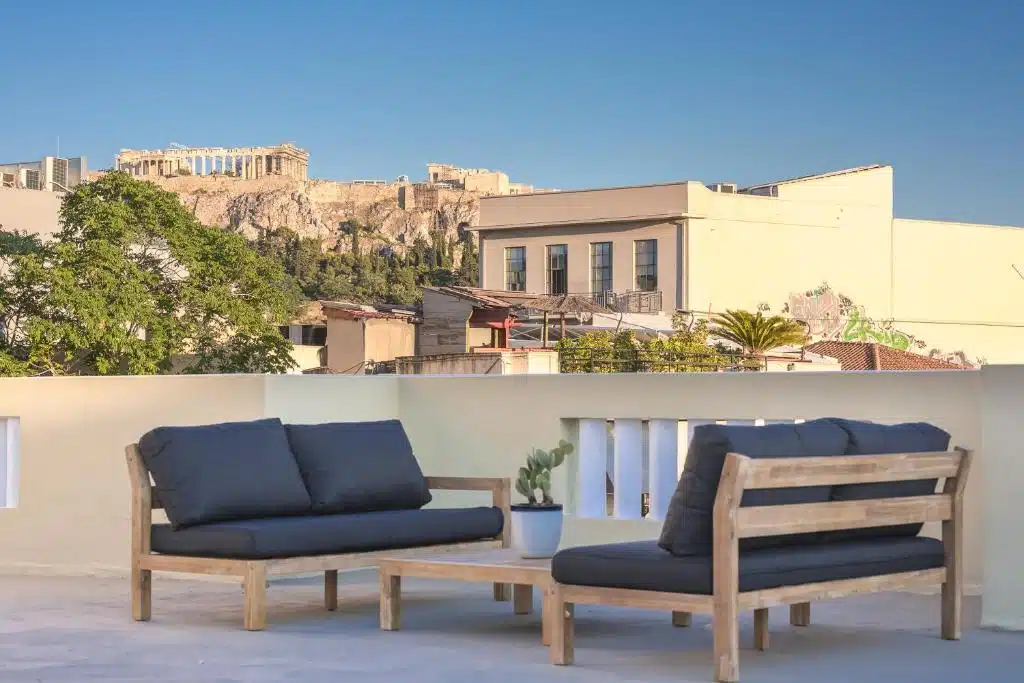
xmin=125 ymin=419 xmax=512 ymax=631
xmin=547 ymin=427 xmax=971 ymax=682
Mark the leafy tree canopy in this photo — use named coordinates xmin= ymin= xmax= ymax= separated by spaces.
xmin=556 ymin=320 xmax=757 ymax=373
xmin=0 ymin=172 xmax=295 ymax=376
xmin=0 ymin=228 xmax=43 ymax=256
xmin=710 ymin=309 xmax=808 ymax=355
xmin=251 ymin=218 xmax=478 ymax=310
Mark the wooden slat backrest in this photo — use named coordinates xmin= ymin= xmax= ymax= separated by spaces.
xmin=742 ymin=451 xmax=962 ymax=489
xmin=718 ymin=448 xmax=971 ymax=539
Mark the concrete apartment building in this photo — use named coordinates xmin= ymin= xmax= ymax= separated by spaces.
xmin=477 ymin=165 xmax=1024 ymax=364
xmin=0 ymin=155 xmax=88 ymax=192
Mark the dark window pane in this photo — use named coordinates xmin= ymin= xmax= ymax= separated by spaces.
xmin=590 ymin=242 xmax=612 ymax=294
xmin=546 ymin=244 xmax=567 ymax=294
xmin=505 ymin=246 xmax=526 ymax=291
xmin=634 ymin=239 xmax=657 ymax=291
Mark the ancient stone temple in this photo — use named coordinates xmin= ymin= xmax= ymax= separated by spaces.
xmin=115 ymin=143 xmax=308 ymax=180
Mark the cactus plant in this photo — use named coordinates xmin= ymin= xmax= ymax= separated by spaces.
xmin=514 ymin=440 xmax=573 ymax=507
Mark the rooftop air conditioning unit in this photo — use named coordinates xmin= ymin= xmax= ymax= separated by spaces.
xmin=708 ymin=182 xmax=737 ymax=194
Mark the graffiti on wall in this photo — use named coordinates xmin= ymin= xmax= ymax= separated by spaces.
xmin=781 ymin=282 xmax=977 ymax=366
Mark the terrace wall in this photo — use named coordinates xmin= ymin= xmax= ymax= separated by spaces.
xmin=0 ymin=367 xmax=1020 ymax=629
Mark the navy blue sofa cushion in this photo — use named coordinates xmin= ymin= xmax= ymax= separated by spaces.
xmin=658 ymin=419 xmax=850 ymax=556
xmin=151 ymin=507 xmax=503 ymax=559
xmin=138 ymin=418 xmax=312 ymax=530
xmin=284 ymin=420 xmax=432 ymax=514
xmin=825 ymin=419 xmax=951 ymax=541
xmin=553 ymin=537 xmax=944 ymax=594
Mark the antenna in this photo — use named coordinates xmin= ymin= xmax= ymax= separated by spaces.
xmin=56 ymin=136 xmax=60 ymax=158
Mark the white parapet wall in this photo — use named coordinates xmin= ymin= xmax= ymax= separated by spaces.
xmin=2 ymin=368 xmax=1022 ymax=630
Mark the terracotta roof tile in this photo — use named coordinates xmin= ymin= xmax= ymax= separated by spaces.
xmin=804 ymin=341 xmax=971 ymax=371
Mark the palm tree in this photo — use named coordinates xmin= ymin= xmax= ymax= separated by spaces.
xmin=710 ymin=309 xmax=809 ymax=355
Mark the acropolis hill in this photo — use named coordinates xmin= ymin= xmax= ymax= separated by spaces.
xmin=110 ymin=145 xmax=547 ymax=250
xmin=148 ymin=173 xmax=480 ymax=249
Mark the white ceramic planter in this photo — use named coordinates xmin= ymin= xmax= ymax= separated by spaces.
xmin=510 ymin=504 xmax=563 ymax=559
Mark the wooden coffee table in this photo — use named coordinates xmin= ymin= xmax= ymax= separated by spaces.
xmin=377 ymin=548 xmax=554 ymax=645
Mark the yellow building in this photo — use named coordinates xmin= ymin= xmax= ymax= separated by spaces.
xmin=477 ymin=165 xmax=1024 ymax=364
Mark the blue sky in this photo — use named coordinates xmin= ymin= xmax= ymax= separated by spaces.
xmin=1 ymin=1 xmax=1021 ymax=224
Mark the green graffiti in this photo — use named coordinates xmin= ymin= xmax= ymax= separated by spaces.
xmin=840 ymin=309 xmax=913 ymax=350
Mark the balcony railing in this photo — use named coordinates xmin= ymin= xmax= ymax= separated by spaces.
xmin=529 ymin=290 xmax=663 ymax=314
xmin=591 ymin=289 xmax=662 ymax=313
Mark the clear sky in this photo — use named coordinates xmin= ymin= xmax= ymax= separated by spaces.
xmin=1 ymin=1 xmax=1021 ymax=224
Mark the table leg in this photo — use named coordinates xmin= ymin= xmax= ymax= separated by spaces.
xmin=541 ymin=588 xmax=552 ymax=646
xmin=513 ymin=584 xmax=534 ymax=615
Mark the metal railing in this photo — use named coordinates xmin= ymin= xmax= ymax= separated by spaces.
xmin=526 ymin=290 xmax=663 ymax=314
xmin=589 ymin=290 xmax=663 ymax=313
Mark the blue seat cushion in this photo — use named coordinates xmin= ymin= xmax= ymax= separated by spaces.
xmin=285 ymin=420 xmax=433 ymax=514
xmin=824 ymin=419 xmax=951 ymax=541
xmin=658 ymin=420 xmax=850 ymax=556
xmin=139 ymin=418 xmax=312 ymax=529
xmin=151 ymin=507 xmax=503 ymax=560
xmin=553 ymin=537 xmax=944 ymax=594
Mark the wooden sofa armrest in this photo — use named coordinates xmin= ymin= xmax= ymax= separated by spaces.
xmin=425 ymin=476 xmax=512 ymax=549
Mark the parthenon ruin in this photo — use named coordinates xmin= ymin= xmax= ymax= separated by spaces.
xmin=115 ymin=142 xmax=308 ymax=181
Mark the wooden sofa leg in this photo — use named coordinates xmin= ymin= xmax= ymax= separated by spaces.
xmin=941 ymin=578 xmax=961 ymax=640
xmin=493 ymin=582 xmax=511 ymax=602
xmin=754 ymin=608 xmax=769 ymax=651
xmin=131 ymin=565 xmax=152 ymax=622
xmin=325 ymin=570 xmax=338 ymax=611
xmin=243 ymin=562 xmax=268 ymax=631
xmin=790 ymin=602 xmax=811 ymax=627
xmin=380 ymin=572 xmax=401 ymax=631
xmin=672 ymin=610 xmax=692 ymax=627
xmin=713 ymin=603 xmax=740 ymax=682
xmin=549 ymin=595 xmax=574 ymax=665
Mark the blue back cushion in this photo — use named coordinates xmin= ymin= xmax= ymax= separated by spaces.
xmin=824 ymin=418 xmax=951 ymax=541
xmin=285 ymin=420 xmax=433 ymax=514
xmin=138 ymin=418 xmax=312 ymax=530
xmin=658 ymin=419 xmax=850 ymax=556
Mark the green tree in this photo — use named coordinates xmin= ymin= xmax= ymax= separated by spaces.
xmin=710 ymin=309 xmax=808 ymax=355
xmin=555 ymin=321 xmax=738 ymax=373
xmin=0 ymin=228 xmax=42 ymax=256
xmin=0 ymin=172 xmax=295 ymax=376
xmin=457 ymin=234 xmax=479 ymax=286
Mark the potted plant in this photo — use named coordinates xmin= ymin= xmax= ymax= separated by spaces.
xmin=511 ymin=440 xmax=573 ymax=558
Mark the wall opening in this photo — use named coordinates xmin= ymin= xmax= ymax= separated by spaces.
xmin=1 ymin=417 xmax=19 ymax=508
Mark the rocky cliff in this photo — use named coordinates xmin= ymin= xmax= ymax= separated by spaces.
xmin=154 ymin=175 xmax=481 ymax=250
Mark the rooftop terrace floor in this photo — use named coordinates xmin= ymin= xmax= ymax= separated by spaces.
xmin=1 ymin=571 xmax=1021 ymax=682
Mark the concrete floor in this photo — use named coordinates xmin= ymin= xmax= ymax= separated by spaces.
xmin=1 ymin=570 xmax=1020 ymax=683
